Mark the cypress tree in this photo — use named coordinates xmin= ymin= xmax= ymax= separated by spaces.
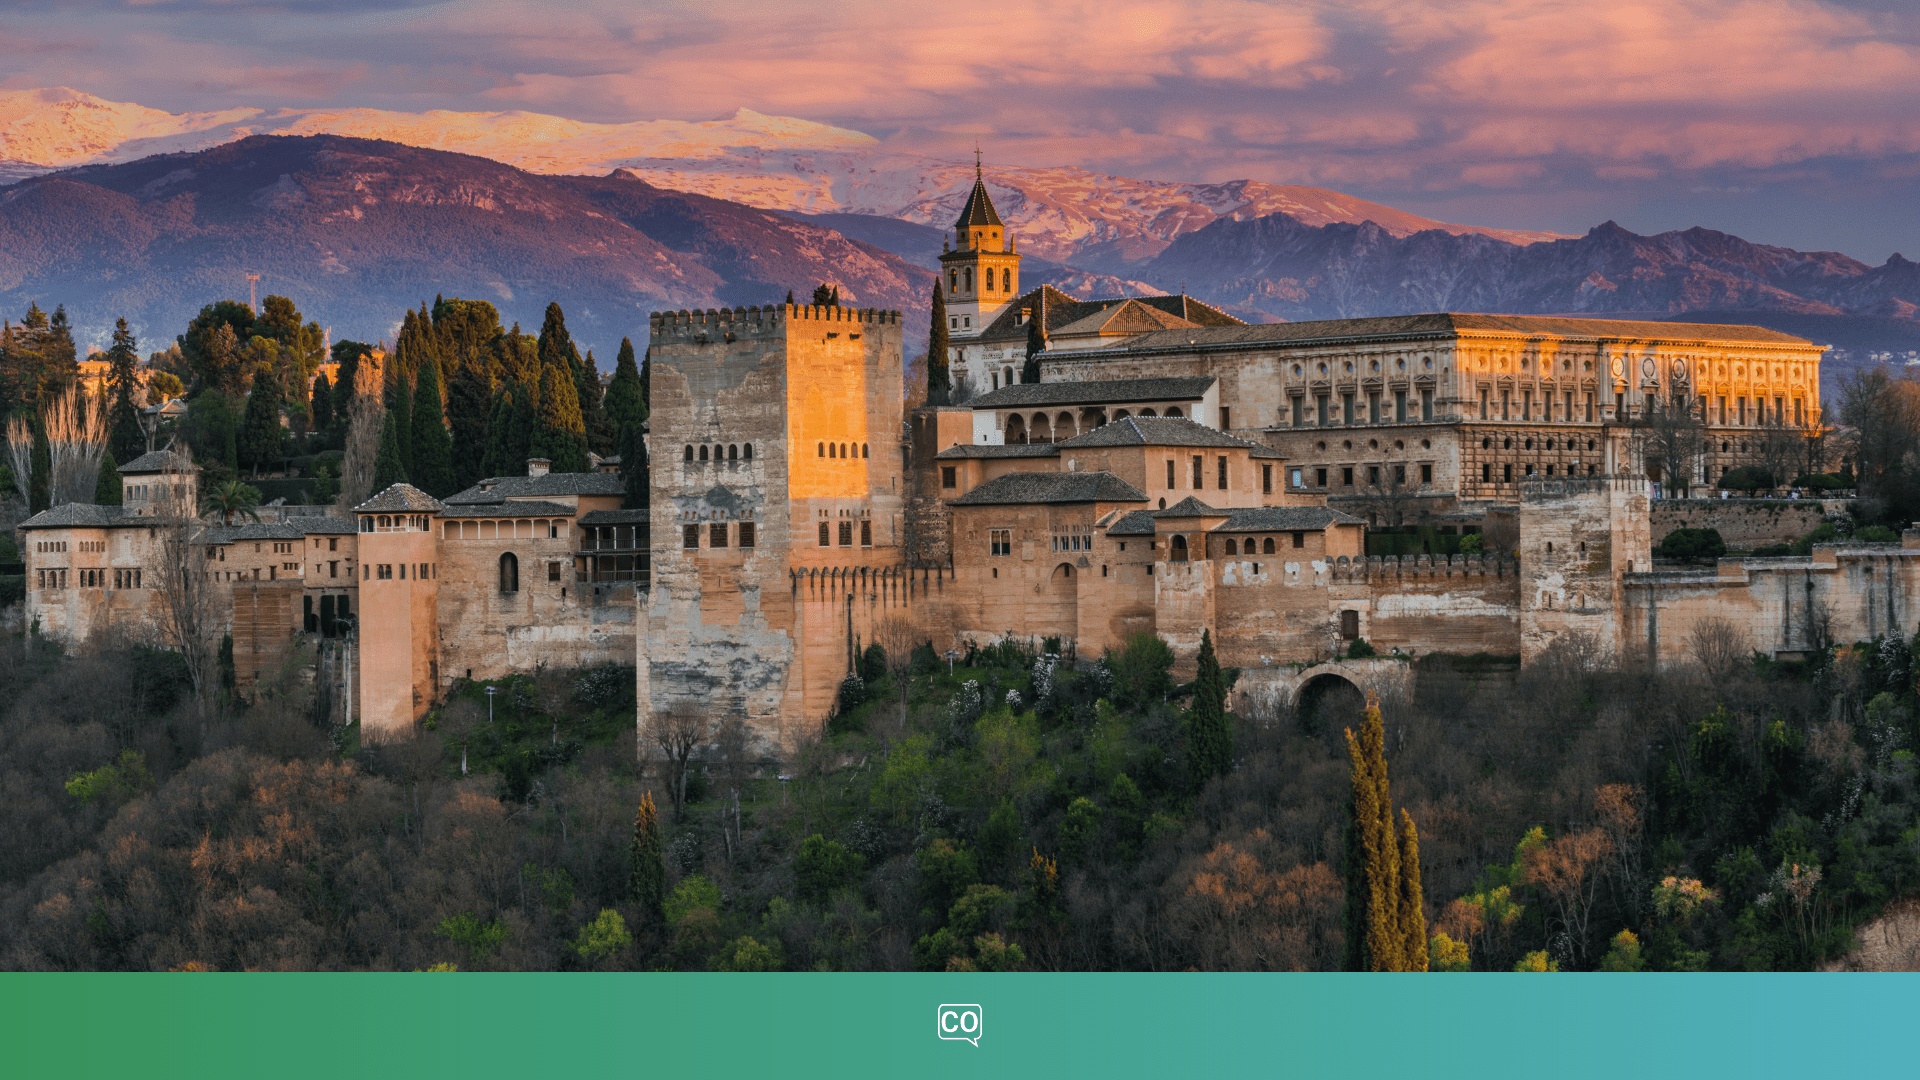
xmin=237 ymin=362 xmax=283 ymax=473
xmin=482 ymin=389 xmax=514 ymax=480
xmin=1399 ymin=808 xmax=1429 ymax=971
xmin=94 ymin=447 xmax=120 ymax=505
xmin=501 ymin=380 xmax=537 ymax=475
xmin=638 ymin=347 xmax=650 ymax=417
xmin=619 ymin=422 xmax=649 ymax=511
xmin=446 ymin=357 xmax=493 ymax=491
xmin=580 ymin=349 xmax=617 ymax=456
xmin=811 ymin=283 xmax=834 ymax=306
xmin=1341 ymin=789 xmax=1371 ymax=972
xmin=926 ymin=284 xmax=951 ymax=405
xmin=105 ymin=318 xmax=147 ymax=464
xmin=604 ymin=337 xmax=647 ymax=432
xmin=1186 ymin=629 xmax=1232 ymax=787
xmin=389 ymin=365 xmax=414 ymax=479
xmin=1022 ymin=290 xmax=1047 ymax=384
xmin=630 ymin=792 xmax=666 ymax=930
xmin=309 ymin=369 xmax=334 ymax=439
xmin=30 ymin=417 xmax=50 ymax=514
xmin=409 ymin=349 xmax=456 ymax=497
xmin=1343 ymin=693 xmax=1424 ymax=971
xmin=531 ymin=362 xmax=588 ymax=473
xmin=371 ymin=408 xmax=409 ymax=492
xmin=784 ymin=289 xmax=795 ymax=306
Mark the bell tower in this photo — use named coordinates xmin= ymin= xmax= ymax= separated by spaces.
xmin=938 ymin=152 xmax=1021 ymax=342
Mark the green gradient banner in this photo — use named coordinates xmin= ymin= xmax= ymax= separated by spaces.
xmin=1 ymin=973 xmax=1912 ymax=1078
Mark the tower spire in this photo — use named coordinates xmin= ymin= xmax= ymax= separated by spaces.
xmin=974 ymin=143 xmax=982 ymax=178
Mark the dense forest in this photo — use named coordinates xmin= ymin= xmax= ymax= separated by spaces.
xmin=0 ymin=613 xmax=1914 ymax=971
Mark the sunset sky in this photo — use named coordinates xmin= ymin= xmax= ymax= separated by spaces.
xmin=7 ymin=0 xmax=1918 ymax=262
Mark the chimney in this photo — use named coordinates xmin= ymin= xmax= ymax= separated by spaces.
xmin=527 ymin=458 xmax=551 ymax=478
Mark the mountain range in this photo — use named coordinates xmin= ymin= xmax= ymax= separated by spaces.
xmin=1 ymin=87 xmax=1917 ymax=394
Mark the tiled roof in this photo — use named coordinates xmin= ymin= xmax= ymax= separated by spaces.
xmin=1101 ymin=312 xmax=1812 ymax=354
xmin=1214 ymin=506 xmax=1365 ymax=531
xmin=439 ymin=500 xmax=578 ymax=518
xmin=1104 ymin=510 xmax=1158 ymax=535
xmin=443 ymin=471 xmax=626 ymax=504
xmin=1056 ymin=416 xmax=1284 ymax=457
xmin=973 ymin=286 xmax=1242 ymax=344
xmin=967 ymin=377 xmax=1215 ymax=409
xmin=1153 ymin=496 xmax=1222 ymax=518
xmin=952 ymin=174 xmax=1003 ymax=228
xmin=354 ymin=484 xmax=446 ymax=513
xmin=578 ymin=509 xmax=650 ymax=526
xmin=118 ymin=449 xmax=195 ymax=474
xmin=933 ymin=444 xmax=1060 ymax=459
xmin=1051 ymin=299 xmax=1200 ymax=339
xmin=293 ymin=516 xmax=360 ymax=534
xmin=949 ymin=471 xmax=1148 ymax=506
xmin=18 ymin=503 xmax=136 ymax=529
xmin=223 ymin=521 xmax=309 ymax=541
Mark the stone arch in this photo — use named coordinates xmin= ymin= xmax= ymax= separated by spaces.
xmin=1005 ymin=413 xmax=1028 ymax=443
xmin=1031 ymin=412 xmax=1052 ymax=443
xmin=1056 ymin=411 xmax=1076 ymax=440
xmin=499 ymin=551 xmax=519 ymax=593
xmin=1139 ymin=408 xmax=1157 ymax=417
xmin=1170 ymin=535 xmax=1189 ymax=562
xmin=1164 ymin=406 xmax=1183 ymax=418
xmin=1113 ymin=409 xmax=1131 ymax=421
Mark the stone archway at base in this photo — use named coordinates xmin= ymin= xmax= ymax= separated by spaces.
xmin=1230 ymin=658 xmax=1417 ymax=717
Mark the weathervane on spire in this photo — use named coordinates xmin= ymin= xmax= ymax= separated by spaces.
xmin=974 ymin=143 xmax=982 ymax=177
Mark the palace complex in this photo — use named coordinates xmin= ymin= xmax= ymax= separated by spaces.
xmin=18 ymin=168 xmax=1919 ymax=757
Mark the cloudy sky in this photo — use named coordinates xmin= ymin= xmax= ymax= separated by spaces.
xmin=7 ymin=0 xmax=1919 ymax=262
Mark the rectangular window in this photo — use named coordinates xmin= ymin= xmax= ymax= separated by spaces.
xmin=1585 ymin=393 xmax=1594 ymax=422
xmin=941 ymin=466 xmax=956 ymax=489
xmin=1217 ymin=456 xmax=1228 ymax=489
xmin=990 ymin=529 xmax=1012 ymax=556
xmin=739 ymin=522 xmax=756 ymax=548
xmin=1367 ymin=392 xmax=1380 ymax=424
xmin=1795 ymin=398 xmax=1804 ymax=425
xmin=1166 ymin=460 xmax=1176 ymax=489
xmin=1317 ymin=396 xmax=1329 ymax=425
xmin=1342 ymin=467 xmax=1354 ymax=487
xmin=1291 ymin=398 xmax=1303 ymax=426
xmin=1339 ymin=609 xmax=1359 ymax=639
xmin=1504 ymin=464 xmax=1513 ymax=483
xmin=1262 ymin=464 xmax=1273 ymax=494
xmin=1522 ymin=390 xmax=1532 ymax=421
xmin=330 ymin=561 xmax=338 ymax=578
xmin=1394 ymin=464 xmax=1406 ymax=484
xmin=818 ymin=522 xmax=830 ymax=547
xmin=1342 ymin=394 xmax=1354 ymax=424
xmin=684 ymin=524 xmax=701 ymax=549
xmin=1367 ymin=465 xmax=1380 ymax=485
xmin=1422 ymin=390 xmax=1433 ymax=421
xmin=710 ymin=522 xmax=728 ymax=548
xmin=1738 ymin=396 xmax=1747 ymax=424
xmin=1292 ymin=531 xmax=1305 ymax=548
xmin=1316 ymin=468 xmax=1328 ymax=487
xmin=838 ymin=520 xmax=853 ymax=547
xmin=860 ymin=520 xmax=872 ymax=547
xmin=1220 ymin=407 xmax=1230 ymax=430
xmin=1191 ymin=455 xmax=1203 ymax=489
xmin=378 ymin=564 xmax=393 ymax=579
xmin=1421 ymin=463 xmax=1432 ymax=484
xmin=329 ymin=537 xmax=338 ymax=551
xmin=548 ymin=561 xmax=561 ymax=582
xmin=1395 ymin=390 xmax=1407 ymax=422
xmin=1479 ymin=388 xmax=1489 ymax=419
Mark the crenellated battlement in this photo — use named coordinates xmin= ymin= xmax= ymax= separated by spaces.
xmin=649 ymin=304 xmax=902 ymax=342
xmin=1209 ymin=551 xmax=1519 ymax=587
xmin=1520 ymin=474 xmax=1650 ymax=501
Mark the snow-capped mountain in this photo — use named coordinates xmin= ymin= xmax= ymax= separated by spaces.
xmin=0 ymin=88 xmax=1565 ymax=274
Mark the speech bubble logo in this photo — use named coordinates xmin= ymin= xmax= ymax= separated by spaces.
xmin=936 ymin=1004 xmax=983 ymax=1047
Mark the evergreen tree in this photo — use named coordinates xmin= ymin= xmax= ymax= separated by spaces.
xmin=446 ymin=357 xmax=493 ymax=491
xmin=630 ymin=792 xmax=666 ymax=930
xmin=105 ymin=318 xmax=146 ymax=464
xmin=531 ymin=363 xmax=588 ymax=473
xmin=409 ymin=350 xmax=457 ymax=497
xmin=371 ymin=408 xmax=409 ymax=492
xmin=1342 ymin=693 xmax=1426 ymax=971
xmin=29 ymin=418 xmax=50 ymax=514
xmin=812 ymin=283 xmax=836 ymax=306
xmin=237 ymin=362 xmax=283 ymax=473
xmin=926 ymin=284 xmax=951 ymax=405
xmin=1186 ymin=629 xmax=1233 ymax=787
xmin=482 ymin=390 xmax=514 ymax=480
xmin=784 ymin=289 xmax=795 ymax=306
xmin=389 ymin=365 xmax=414 ymax=480
xmin=309 ymin=369 xmax=334 ymax=438
xmin=604 ymin=337 xmax=647 ymax=432
xmin=1022 ymin=290 xmax=1047 ymax=384
xmin=580 ymin=349 xmax=616 ymax=456
xmin=619 ymin=422 xmax=649 ymax=511
xmin=638 ymin=348 xmax=650 ymax=418
xmin=94 ymin=447 xmax=120 ymax=505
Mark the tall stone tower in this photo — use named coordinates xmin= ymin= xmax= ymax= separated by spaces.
xmin=938 ymin=159 xmax=1021 ymax=342
xmin=642 ymin=303 xmax=905 ymax=755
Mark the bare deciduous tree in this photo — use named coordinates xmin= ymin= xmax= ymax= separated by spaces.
xmin=874 ymin=612 xmax=918 ymax=731
xmin=146 ymin=447 xmax=220 ymax=700
xmin=1688 ymin=616 xmax=1749 ymax=680
xmin=44 ymin=387 xmax=108 ymax=506
xmin=1839 ymin=367 xmax=1920 ymax=497
xmin=1755 ymin=416 xmax=1806 ymax=493
xmin=1631 ymin=395 xmax=1705 ymax=494
xmin=1352 ymin=460 xmax=1422 ymax=528
xmin=650 ymin=701 xmax=708 ymax=821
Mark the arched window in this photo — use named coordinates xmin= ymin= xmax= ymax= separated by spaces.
xmin=1139 ymin=408 xmax=1156 ymax=417
xmin=862 ymin=443 xmax=869 ymax=458
xmin=1482 ymin=437 xmax=1492 ymax=449
xmin=1263 ymin=537 xmax=1276 ymax=554
xmin=743 ymin=443 xmax=753 ymax=460
xmin=949 ymin=269 xmax=958 ymax=291
xmin=1114 ymin=409 xmax=1130 ymax=420
xmin=684 ymin=445 xmax=693 ymax=462
xmin=1165 ymin=407 xmax=1183 ymax=418
xmin=1171 ymin=535 xmax=1189 ymax=562
xmin=1004 ymin=367 xmax=1014 ymax=386
xmin=818 ymin=442 xmax=825 ymax=457
xmin=964 ymin=267 xmax=973 ymax=292
xmin=1002 ymin=268 xmax=1011 ymax=291
xmin=499 ymin=552 xmax=519 ymax=593
xmin=828 ymin=443 xmax=836 ymax=458
xmin=379 ymin=515 xmax=391 ymax=529
xmin=699 ymin=445 xmax=709 ymax=462
xmin=1224 ymin=538 xmax=1238 ymax=555
xmin=728 ymin=444 xmax=738 ymax=460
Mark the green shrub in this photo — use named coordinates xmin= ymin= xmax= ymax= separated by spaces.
xmin=1856 ymin=524 xmax=1900 ymax=543
xmin=1345 ymin=637 xmax=1377 ymax=659
xmin=1659 ymin=527 xmax=1727 ymax=562
xmin=795 ymin=834 xmax=865 ymax=903
xmin=1719 ymin=466 xmax=1775 ymax=492
xmin=1790 ymin=522 xmax=1842 ymax=555
xmin=1749 ymin=543 xmax=1792 ymax=557
xmin=571 ymin=909 xmax=631 ymax=964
